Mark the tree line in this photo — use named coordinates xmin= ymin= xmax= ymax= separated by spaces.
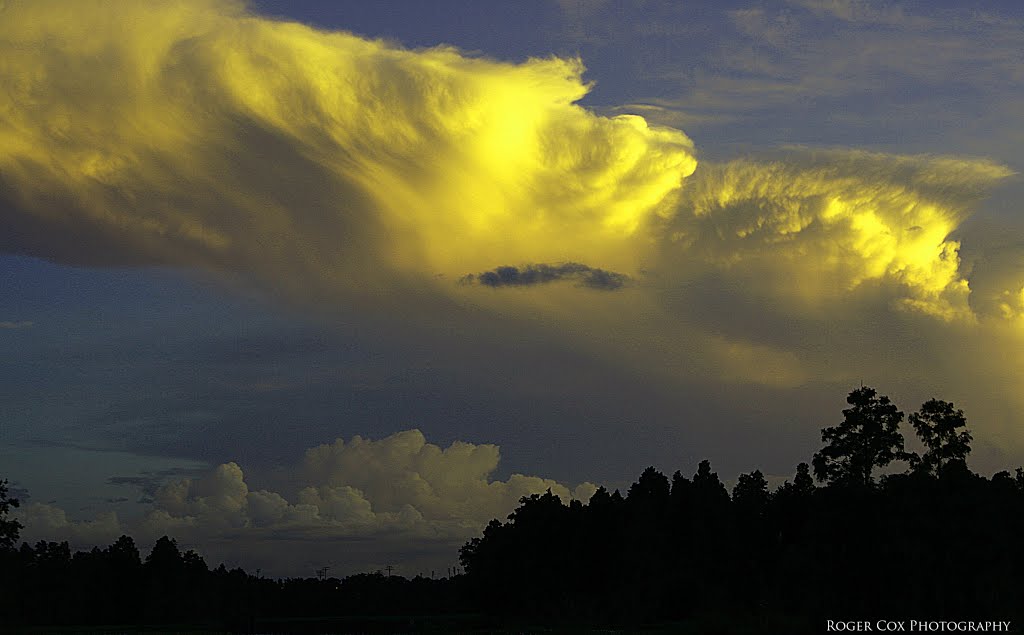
xmin=458 ymin=387 xmax=1023 ymax=629
xmin=0 ymin=524 xmax=466 ymax=631
xmin=1 ymin=386 xmax=1023 ymax=632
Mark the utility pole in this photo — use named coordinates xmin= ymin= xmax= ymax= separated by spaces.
xmin=384 ymin=564 xmax=394 ymax=577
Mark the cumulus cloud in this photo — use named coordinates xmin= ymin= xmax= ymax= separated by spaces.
xmin=16 ymin=503 xmax=123 ymax=546
xmin=108 ymin=468 xmax=207 ymax=504
xmin=299 ymin=431 xmax=596 ymax=523
xmin=462 ymin=262 xmax=629 ymax=290
xmin=664 ymin=150 xmax=1014 ymax=321
xmin=966 ymin=244 xmax=1024 ymax=325
xmin=16 ymin=430 xmax=596 ymax=576
xmin=598 ymin=149 xmax=1024 ymax=448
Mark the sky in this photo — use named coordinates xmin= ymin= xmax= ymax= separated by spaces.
xmin=2 ymin=0 xmax=1023 ymax=577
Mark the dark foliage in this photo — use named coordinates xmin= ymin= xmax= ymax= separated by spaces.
xmin=812 ymin=386 xmax=912 ymax=487
xmin=0 ymin=532 xmax=466 ymax=632
xmin=2 ymin=386 xmax=1022 ymax=632
xmin=910 ymin=398 xmax=973 ymax=475
xmin=460 ymin=387 xmax=1024 ymax=628
xmin=0 ymin=479 xmax=21 ymax=552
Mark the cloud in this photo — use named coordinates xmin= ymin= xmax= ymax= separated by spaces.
xmin=16 ymin=503 xmax=123 ymax=546
xmin=462 ymin=262 xmax=629 ymax=290
xmin=298 ymin=431 xmax=596 ymax=523
xmin=663 ymin=150 xmax=1014 ymax=321
xmin=617 ymin=1 xmax=1024 ymax=156
xmin=964 ymin=244 xmax=1024 ymax=325
xmin=616 ymin=149 xmax=1024 ymax=448
xmin=5 ymin=483 xmax=30 ymax=504
xmin=439 ymin=147 xmax=1024 ymax=445
xmin=787 ymin=0 xmax=938 ymax=28
xmin=6 ymin=0 xmax=1024 ymax=570
xmin=107 ymin=467 xmax=209 ymax=502
xmin=16 ymin=430 xmax=596 ymax=576
xmin=0 ymin=0 xmax=696 ymax=298
xmin=722 ymin=3 xmax=1024 ymax=101
xmin=0 ymin=321 xmax=33 ymax=329
xmin=6 ymin=2 xmax=1015 ymax=385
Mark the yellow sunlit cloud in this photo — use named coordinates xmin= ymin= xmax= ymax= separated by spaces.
xmin=665 ymin=151 xmax=1014 ymax=321
xmin=2 ymin=0 xmax=1024 ymax=455
xmin=0 ymin=0 xmax=696 ymax=294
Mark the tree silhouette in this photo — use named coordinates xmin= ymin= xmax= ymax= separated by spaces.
xmin=8 ymin=385 xmax=1024 ymax=630
xmin=732 ymin=470 xmax=769 ymax=515
xmin=909 ymin=399 xmax=972 ymax=475
xmin=0 ymin=480 xmax=21 ymax=552
xmin=692 ymin=459 xmax=730 ymax=506
xmin=812 ymin=386 xmax=910 ymax=487
xmin=792 ymin=462 xmax=814 ymax=496
xmin=627 ymin=466 xmax=671 ymax=509
xmin=772 ymin=463 xmax=815 ymax=503
xmin=105 ymin=534 xmax=142 ymax=568
xmin=146 ymin=535 xmax=183 ymax=571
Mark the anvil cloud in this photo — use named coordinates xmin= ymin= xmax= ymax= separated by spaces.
xmin=3 ymin=0 xmax=1024 ymax=573
xmin=0 ymin=0 xmax=695 ymax=296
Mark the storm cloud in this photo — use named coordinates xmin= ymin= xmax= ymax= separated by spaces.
xmin=5 ymin=0 xmax=1024 ymax=575
xmin=0 ymin=0 xmax=695 ymax=300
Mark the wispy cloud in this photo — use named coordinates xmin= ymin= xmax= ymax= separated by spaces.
xmin=0 ymin=320 xmax=33 ymax=329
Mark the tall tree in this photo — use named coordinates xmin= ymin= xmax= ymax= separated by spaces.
xmin=909 ymin=399 xmax=972 ymax=475
xmin=105 ymin=535 xmax=142 ymax=568
xmin=732 ymin=470 xmax=769 ymax=515
xmin=627 ymin=466 xmax=670 ymax=509
xmin=812 ymin=386 xmax=910 ymax=487
xmin=793 ymin=462 xmax=815 ymax=496
xmin=692 ymin=460 xmax=730 ymax=505
xmin=0 ymin=479 xmax=22 ymax=552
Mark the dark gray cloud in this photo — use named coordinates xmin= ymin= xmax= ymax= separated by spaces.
xmin=6 ymin=483 xmax=30 ymax=504
xmin=0 ymin=320 xmax=33 ymax=329
xmin=107 ymin=467 xmax=208 ymax=500
xmin=462 ymin=263 xmax=629 ymax=290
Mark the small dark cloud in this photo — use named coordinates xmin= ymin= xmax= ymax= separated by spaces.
xmin=6 ymin=483 xmax=30 ymax=504
xmin=107 ymin=476 xmax=153 ymax=490
xmin=0 ymin=320 xmax=33 ymax=329
xmin=462 ymin=263 xmax=629 ymax=290
xmin=25 ymin=438 xmax=105 ymax=452
xmin=107 ymin=467 xmax=205 ymax=498
xmin=104 ymin=497 xmax=130 ymax=504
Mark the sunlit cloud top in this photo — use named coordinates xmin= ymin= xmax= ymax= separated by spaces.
xmin=0 ymin=0 xmax=696 ymax=301
xmin=4 ymin=0 xmax=1024 ymax=577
